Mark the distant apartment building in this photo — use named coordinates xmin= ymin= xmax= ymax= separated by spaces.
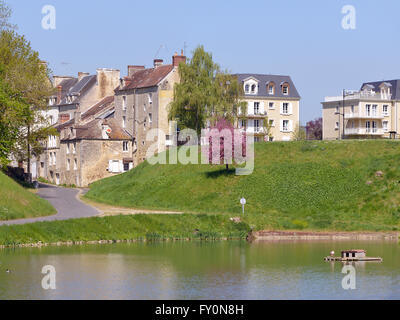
xmin=322 ymin=80 xmax=400 ymax=140
xmin=114 ymin=52 xmax=185 ymax=166
xmin=235 ymin=74 xmax=301 ymax=142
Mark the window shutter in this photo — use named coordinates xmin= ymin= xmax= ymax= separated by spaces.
xmin=280 ymin=120 xmax=284 ymax=132
xmin=248 ymin=102 xmax=252 ymax=115
xmin=119 ymin=160 xmax=124 ymax=173
xmin=289 ymin=103 xmax=293 ymax=115
xmin=260 ymin=102 xmax=265 ymax=114
xmin=280 ymin=103 xmax=283 ymax=114
xmin=289 ymin=120 xmax=293 ymax=132
xmin=108 ymin=160 xmax=113 ymax=172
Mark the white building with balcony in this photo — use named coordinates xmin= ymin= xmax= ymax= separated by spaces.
xmin=236 ymin=74 xmax=301 ymax=142
xmin=322 ymin=80 xmax=400 ymax=140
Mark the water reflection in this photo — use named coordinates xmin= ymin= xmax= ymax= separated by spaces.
xmin=0 ymin=240 xmax=397 ymax=300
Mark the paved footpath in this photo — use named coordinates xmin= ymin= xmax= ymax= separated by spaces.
xmin=0 ymin=183 xmax=100 ymax=226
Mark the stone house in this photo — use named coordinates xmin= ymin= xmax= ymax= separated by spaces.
xmin=35 ymin=68 xmax=125 ymax=186
xmin=114 ymin=52 xmax=186 ymax=166
xmin=54 ymin=96 xmax=132 ymax=187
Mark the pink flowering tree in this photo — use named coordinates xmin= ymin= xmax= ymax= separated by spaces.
xmin=202 ymin=118 xmax=247 ymax=170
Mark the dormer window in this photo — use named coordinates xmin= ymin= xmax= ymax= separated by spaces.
xmin=281 ymin=82 xmax=290 ymax=95
xmin=243 ymin=78 xmax=259 ymax=95
xmin=269 ymin=85 xmax=274 ymax=95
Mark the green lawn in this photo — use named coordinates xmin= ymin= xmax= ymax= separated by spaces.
xmin=85 ymin=140 xmax=400 ymax=232
xmin=0 ymin=214 xmax=250 ymax=246
xmin=0 ymin=171 xmax=56 ymax=220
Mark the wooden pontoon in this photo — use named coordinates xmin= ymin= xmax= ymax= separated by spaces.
xmin=324 ymin=249 xmax=382 ymax=262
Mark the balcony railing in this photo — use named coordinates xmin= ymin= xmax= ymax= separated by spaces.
xmin=344 ymin=112 xmax=385 ymax=119
xmin=345 ymin=128 xmax=385 ymax=135
xmin=325 ymin=92 xmax=392 ymax=102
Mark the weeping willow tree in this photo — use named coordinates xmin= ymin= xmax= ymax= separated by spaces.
xmin=168 ymin=45 xmax=246 ymax=136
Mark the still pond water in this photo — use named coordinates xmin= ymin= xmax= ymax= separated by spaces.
xmin=0 ymin=241 xmax=398 ymax=300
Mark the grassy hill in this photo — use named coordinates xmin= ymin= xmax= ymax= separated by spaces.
xmin=0 ymin=172 xmax=56 ymax=220
xmin=85 ymin=140 xmax=400 ymax=232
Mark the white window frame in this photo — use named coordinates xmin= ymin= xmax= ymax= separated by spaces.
xmin=383 ymin=105 xmax=389 ymax=116
xmin=123 ymin=141 xmax=129 ymax=152
xmin=383 ymin=120 xmax=389 ymax=132
xmin=282 ymin=120 xmax=289 ymax=132
xmin=269 ymin=102 xmax=275 ymax=109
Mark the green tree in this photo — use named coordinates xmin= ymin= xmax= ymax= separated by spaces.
xmin=0 ymin=68 xmax=26 ymax=167
xmin=169 ymin=45 xmax=246 ymax=135
xmin=0 ymin=30 xmax=56 ymax=171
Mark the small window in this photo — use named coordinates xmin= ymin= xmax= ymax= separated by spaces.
xmin=383 ymin=121 xmax=389 ymax=132
xmin=269 ymin=102 xmax=274 ymax=109
xmin=268 ymin=85 xmax=274 ymax=95
xmin=283 ymin=120 xmax=289 ymax=132
xmin=66 ymin=143 xmax=70 ymax=154
xmin=282 ymin=103 xmax=289 ymax=114
xmin=383 ymin=105 xmax=389 ymax=116
xmin=269 ymin=119 xmax=275 ymax=127
xmin=123 ymin=162 xmax=130 ymax=172
xmin=123 ymin=141 xmax=129 ymax=152
xmin=67 ymin=159 xmax=70 ymax=171
xmin=72 ymin=142 xmax=76 ymax=154
xmin=251 ymin=84 xmax=256 ymax=93
xmin=254 ymin=102 xmax=260 ymax=115
xmin=74 ymin=159 xmax=77 ymax=171
xmin=282 ymin=85 xmax=289 ymax=95
xmin=254 ymin=137 xmax=260 ymax=142
xmin=245 ymin=84 xmax=250 ymax=93
xmin=148 ymin=93 xmax=153 ymax=104
xmin=122 ymin=116 xmax=126 ymax=128
xmin=254 ymin=120 xmax=260 ymax=132
xmin=149 ymin=113 xmax=152 ymax=125
xmin=269 ymin=136 xmax=274 ymax=142
xmin=335 ymin=122 xmax=339 ymax=130
xmin=122 ymin=96 xmax=127 ymax=110
xmin=240 ymin=119 xmax=246 ymax=129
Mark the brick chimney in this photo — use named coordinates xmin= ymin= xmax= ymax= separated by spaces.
xmin=173 ymin=50 xmax=186 ymax=68
xmin=78 ymin=72 xmax=90 ymax=82
xmin=154 ymin=59 xmax=163 ymax=68
xmin=59 ymin=113 xmax=70 ymax=124
xmin=57 ymin=85 xmax=62 ymax=104
xmin=128 ymin=65 xmax=145 ymax=77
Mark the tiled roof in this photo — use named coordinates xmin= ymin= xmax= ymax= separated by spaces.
xmin=360 ymin=79 xmax=400 ymax=100
xmin=72 ymin=118 xmax=131 ymax=140
xmin=59 ymin=75 xmax=97 ymax=105
xmin=117 ymin=65 xmax=174 ymax=91
xmin=56 ymin=96 xmax=115 ymax=131
xmin=81 ymin=96 xmax=114 ymax=121
xmin=235 ymin=74 xmax=301 ymax=99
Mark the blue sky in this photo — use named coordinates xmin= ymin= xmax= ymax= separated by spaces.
xmin=7 ymin=0 xmax=400 ymax=123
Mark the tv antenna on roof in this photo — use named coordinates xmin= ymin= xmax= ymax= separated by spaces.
xmin=154 ymin=45 xmax=169 ymax=59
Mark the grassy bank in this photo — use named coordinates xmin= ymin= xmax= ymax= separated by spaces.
xmin=0 ymin=172 xmax=56 ymax=220
xmin=0 ymin=214 xmax=250 ymax=246
xmin=86 ymin=140 xmax=400 ymax=232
